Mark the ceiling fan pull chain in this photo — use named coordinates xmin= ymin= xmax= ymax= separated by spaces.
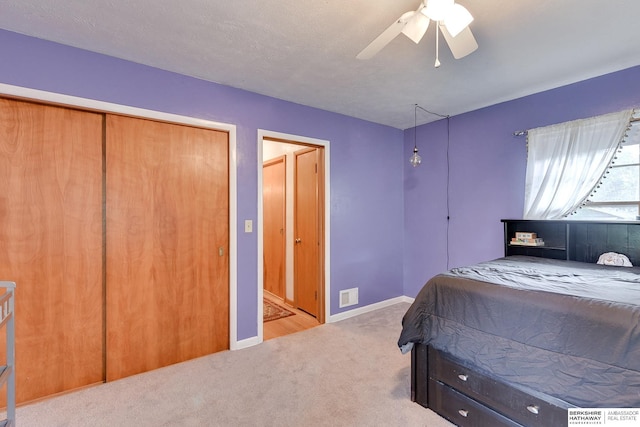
xmin=435 ymin=23 xmax=441 ymax=68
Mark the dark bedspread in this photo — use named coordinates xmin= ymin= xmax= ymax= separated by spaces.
xmin=399 ymin=256 xmax=640 ymax=407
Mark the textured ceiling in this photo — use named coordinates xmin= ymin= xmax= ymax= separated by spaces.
xmin=2 ymin=0 xmax=640 ymax=129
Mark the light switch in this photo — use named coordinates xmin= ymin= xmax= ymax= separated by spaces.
xmin=244 ymin=220 xmax=253 ymax=233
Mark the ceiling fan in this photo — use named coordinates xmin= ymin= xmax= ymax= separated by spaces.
xmin=356 ymin=0 xmax=478 ymax=67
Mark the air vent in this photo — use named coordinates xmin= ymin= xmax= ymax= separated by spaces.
xmin=339 ymin=288 xmax=358 ymax=308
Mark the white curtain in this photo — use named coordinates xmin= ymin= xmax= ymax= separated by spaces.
xmin=523 ymin=109 xmax=633 ymax=219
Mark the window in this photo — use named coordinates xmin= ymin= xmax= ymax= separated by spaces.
xmin=523 ymin=109 xmax=634 ymax=219
xmin=571 ymin=123 xmax=640 ymax=220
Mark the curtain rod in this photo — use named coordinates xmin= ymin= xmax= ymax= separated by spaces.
xmin=513 ymin=116 xmax=640 ymax=137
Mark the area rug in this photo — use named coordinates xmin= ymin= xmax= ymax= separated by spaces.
xmin=263 ymin=298 xmax=295 ymax=322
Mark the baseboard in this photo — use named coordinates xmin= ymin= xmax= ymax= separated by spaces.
xmin=327 ymin=295 xmax=414 ymax=323
xmin=233 ymin=295 xmax=415 ymax=349
xmin=231 ymin=336 xmax=261 ymax=351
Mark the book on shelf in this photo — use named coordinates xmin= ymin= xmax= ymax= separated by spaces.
xmin=510 ymin=237 xmax=545 ymax=246
xmin=514 ymin=231 xmax=537 ymax=240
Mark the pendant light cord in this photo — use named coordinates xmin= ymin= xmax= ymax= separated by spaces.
xmin=415 ymin=104 xmax=448 ymax=120
xmin=445 ymin=116 xmax=450 ymax=270
xmin=414 ymin=105 xmax=418 ymax=150
xmin=414 ymin=104 xmax=451 ymax=270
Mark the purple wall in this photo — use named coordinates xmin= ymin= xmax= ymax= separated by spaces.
xmin=0 ymin=29 xmax=405 ymax=340
xmin=403 ymin=65 xmax=640 ymax=297
xmin=3 ymin=28 xmax=640 ymax=337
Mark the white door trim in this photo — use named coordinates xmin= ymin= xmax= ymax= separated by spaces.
xmin=257 ymin=129 xmax=331 ymax=342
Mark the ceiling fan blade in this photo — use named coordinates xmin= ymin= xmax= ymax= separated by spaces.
xmin=356 ymin=11 xmax=414 ymax=60
xmin=443 ymin=3 xmax=473 ymax=38
xmin=440 ymin=24 xmax=478 ymax=59
xmin=401 ymin=12 xmax=430 ymax=44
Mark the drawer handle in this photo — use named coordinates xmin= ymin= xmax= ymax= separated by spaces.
xmin=458 ymin=409 xmax=469 ymax=418
xmin=527 ymin=405 xmax=540 ymax=415
xmin=457 ymin=374 xmax=468 ymax=381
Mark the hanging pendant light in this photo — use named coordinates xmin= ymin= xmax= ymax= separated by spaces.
xmin=410 ymin=146 xmax=422 ymax=167
xmin=410 ymin=104 xmax=422 ymax=167
xmin=410 ymin=104 xmax=450 ymax=167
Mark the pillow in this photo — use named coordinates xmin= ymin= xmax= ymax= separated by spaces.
xmin=596 ymin=252 xmax=633 ymax=267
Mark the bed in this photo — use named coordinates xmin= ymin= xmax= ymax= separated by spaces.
xmin=399 ymin=220 xmax=640 ymax=427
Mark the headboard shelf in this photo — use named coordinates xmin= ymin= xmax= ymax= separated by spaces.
xmin=502 ymin=219 xmax=640 ymax=266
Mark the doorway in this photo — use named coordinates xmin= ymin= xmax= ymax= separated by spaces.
xmin=259 ymin=133 xmax=329 ymax=341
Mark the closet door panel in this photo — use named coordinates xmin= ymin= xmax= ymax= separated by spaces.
xmin=105 ymin=115 xmax=229 ymax=381
xmin=0 ymin=99 xmax=104 ymax=403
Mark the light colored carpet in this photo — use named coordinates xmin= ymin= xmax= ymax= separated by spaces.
xmin=11 ymin=302 xmax=453 ymax=427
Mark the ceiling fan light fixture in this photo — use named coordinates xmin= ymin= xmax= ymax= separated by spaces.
xmin=443 ymin=4 xmax=473 ymax=37
xmin=422 ymin=0 xmax=454 ymax=22
xmin=401 ymin=12 xmax=430 ymax=44
xmin=356 ymin=0 xmax=478 ymax=63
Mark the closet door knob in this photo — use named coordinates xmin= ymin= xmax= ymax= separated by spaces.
xmin=295 ymin=238 xmax=302 ymax=244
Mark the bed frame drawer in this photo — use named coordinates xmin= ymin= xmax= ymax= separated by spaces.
xmin=428 ymin=348 xmax=569 ymax=427
xmin=429 ymin=379 xmax=522 ymax=427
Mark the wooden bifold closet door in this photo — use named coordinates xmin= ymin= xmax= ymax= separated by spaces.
xmin=0 ymin=99 xmax=104 ymax=403
xmin=105 ymin=114 xmax=229 ymax=381
xmin=0 ymin=98 xmax=230 ymax=404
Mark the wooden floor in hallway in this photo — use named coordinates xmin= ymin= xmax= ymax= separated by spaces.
xmin=263 ymin=292 xmax=320 ymax=340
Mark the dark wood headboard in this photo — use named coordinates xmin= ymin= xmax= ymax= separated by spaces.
xmin=502 ymin=219 xmax=640 ymax=266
